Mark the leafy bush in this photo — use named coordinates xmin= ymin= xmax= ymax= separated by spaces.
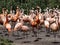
xmin=0 ymin=0 xmax=60 ymax=14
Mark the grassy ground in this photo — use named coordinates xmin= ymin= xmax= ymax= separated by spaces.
xmin=0 ymin=36 xmax=13 ymax=45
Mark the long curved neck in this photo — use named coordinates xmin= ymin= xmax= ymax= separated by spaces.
xmin=5 ymin=14 xmax=8 ymax=23
xmin=55 ymin=18 xmax=58 ymax=25
xmin=15 ymin=11 xmax=20 ymax=17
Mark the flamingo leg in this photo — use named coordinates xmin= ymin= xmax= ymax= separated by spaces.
xmin=7 ymin=29 xmax=12 ymax=37
xmin=32 ymin=27 xmax=37 ymax=37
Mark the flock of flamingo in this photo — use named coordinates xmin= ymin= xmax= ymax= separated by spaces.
xmin=0 ymin=6 xmax=60 ymax=38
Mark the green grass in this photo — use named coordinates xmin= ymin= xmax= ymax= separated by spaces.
xmin=0 ymin=36 xmax=13 ymax=45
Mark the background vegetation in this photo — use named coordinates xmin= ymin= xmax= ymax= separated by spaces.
xmin=0 ymin=0 xmax=60 ymax=14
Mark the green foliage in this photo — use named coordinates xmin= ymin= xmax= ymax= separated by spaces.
xmin=0 ymin=36 xmax=13 ymax=45
xmin=0 ymin=0 xmax=60 ymax=14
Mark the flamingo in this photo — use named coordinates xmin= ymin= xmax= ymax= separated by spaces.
xmin=12 ymin=7 xmax=20 ymax=22
xmin=0 ymin=8 xmax=7 ymax=25
xmin=22 ymin=15 xmax=30 ymax=22
xmin=21 ymin=25 xmax=30 ymax=33
xmin=44 ymin=12 xmax=52 ymax=36
xmin=13 ymin=18 xmax=24 ymax=36
xmin=15 ymin=25 xmax=30 ymax=38
xmin=29 ymin=18 xmax=38 ymax=37
xmin=44 ymin=20 xmax=50 ymax=34
xmin=3 ymin=13 xmax=12 ymax=36
xmin=50 ymin=18 xmax=59 ymax=37
xmin=14 ymin=18 xmax=23 ymax=31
